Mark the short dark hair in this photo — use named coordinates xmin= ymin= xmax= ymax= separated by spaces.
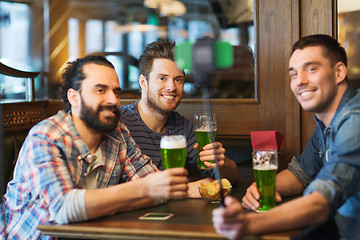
xmin=138 ymin=40 xmax=175 ymax=79
xmin=291 ymin=34 xmax=347 ymax=67
xmin=60 ymin=55 xmax=114 ymax=112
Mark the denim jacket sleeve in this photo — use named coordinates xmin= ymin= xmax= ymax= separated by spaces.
xmin=290 ymin=106 xmax=360 ymax=218
xmin=307 ymin=109 xmax=360 ymax=215
xmin=288 ymin=124 xmax=325 ymax=188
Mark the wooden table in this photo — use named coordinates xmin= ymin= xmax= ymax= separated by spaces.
xmin=37 ymin=181 xmax=304 ymax=240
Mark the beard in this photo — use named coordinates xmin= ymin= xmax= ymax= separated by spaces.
xmin=80 ymin=97 xmax=120 ymax=134
xmin=146 ymin=89 xmax=181 ymax=115
xmin=147 ymin=96 xmax=173 ymax=115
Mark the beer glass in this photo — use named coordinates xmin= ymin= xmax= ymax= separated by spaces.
xmin=252 ymin=149 xmax=278 ymax=212
xmin=160 ymin=135 xmax=187 ymax=169
xmin=194 ymin=113 xmax=217 ymax=169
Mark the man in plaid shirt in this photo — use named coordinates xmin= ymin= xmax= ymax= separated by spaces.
xmin=0 ymin=56 xmax=189 ymax=239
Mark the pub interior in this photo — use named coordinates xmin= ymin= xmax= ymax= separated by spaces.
xmin=1 ymin=0 xmax=360 ymax=239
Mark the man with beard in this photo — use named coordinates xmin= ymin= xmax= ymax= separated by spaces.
xmin=121 ymin=40 xmax=239 ymax=197
xmin=212 ymin=35 xmax=360 ymax=240
xmin=0 ymin=56 xmax=189 ymax=240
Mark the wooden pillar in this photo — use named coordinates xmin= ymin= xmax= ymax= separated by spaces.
xmin=257 ymin=0 xmax=300 ymax=170
xmin=47 ymin=0 xmax=70 ymax=99
xmin=256 ymin=0 xmax=336 ymax=170
xmin=299 ymin=0 xmax=337 ymax=149
xmin=78 ymin=20 xmax=86 ymax=57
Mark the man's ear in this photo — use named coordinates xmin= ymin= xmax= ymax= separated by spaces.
xmin=335 ymin=62 xmax=348 ymax=84
xmin=67 ymin=88 xmax=80 ymax=108
xmin=139 ymin=74 xmax=148 ymax=90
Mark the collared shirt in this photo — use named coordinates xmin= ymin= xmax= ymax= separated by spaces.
xmin=0 ymin=110 xmax=158 ymax=240
xmin=120 ymin=101 xmax=214 ymax=178
xmin=288 ymin=86 xmax=360 ymax=239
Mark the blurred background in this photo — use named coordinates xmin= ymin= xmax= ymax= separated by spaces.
xmin=0 ymin=0 xmax=255 ymax=102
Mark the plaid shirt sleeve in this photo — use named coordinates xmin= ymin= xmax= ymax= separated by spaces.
xmin=1 ymin=116 xmax=159 ymax=240
xmin=118 ymin=122 xmax=159 ymax=181
xmin=1 ymin=122 xmax=76 ymax=240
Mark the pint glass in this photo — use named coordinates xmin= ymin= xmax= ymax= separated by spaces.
xmin=194 ymin=113 xmax=217 ymax=169
xmin=252 ymin=149 xmax=278 ymax=212
xmin=160 ymin=135 xmax=187 ymax=169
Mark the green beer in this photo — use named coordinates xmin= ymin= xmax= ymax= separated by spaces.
xmin=161 ymin=148 xmax=187 ymax=169
xmin=194 ymin=113 xmax=217 ymax=169
xmin=253 ymin=165 xmax=278 ymax=212
xmin=160 ymin=135 xmax=187 ymax=169
xmin=195 ymin=130 xmax=217 ymax=169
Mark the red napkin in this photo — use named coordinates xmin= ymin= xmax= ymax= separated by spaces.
xmin=250 ymin=131 xmax=285 ymax=152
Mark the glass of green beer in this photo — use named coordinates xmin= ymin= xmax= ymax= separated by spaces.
xmin=194 ymin=113 xmax=217 ymax=169
xmin=252 ymin=149 xmax=278 ymax=212
xmin=160 ymin=135 xmax=187 ymax=169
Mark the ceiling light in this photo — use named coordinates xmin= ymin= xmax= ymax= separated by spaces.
xmin=144 ymin=0 xmax=186 ymax=17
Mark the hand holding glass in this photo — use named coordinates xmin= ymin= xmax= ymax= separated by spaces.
xmin=252 ymin=149 xmax=278 ymax=212
xmin=160 ymin=135 xmax=187 ymax=169
xmin=194 ymin=113 xmax=217 ymax=169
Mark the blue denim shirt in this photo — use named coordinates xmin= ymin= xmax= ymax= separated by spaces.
xmin=288 ymin=86 xmax=360 ymax=239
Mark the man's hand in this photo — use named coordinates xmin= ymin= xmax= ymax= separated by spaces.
xmin=194 ymin=142 xmax=226 ymax=168
xmin=144 ymin=168 xmax=189 ymax=199
xmin=242 ymin=182 xmax=282 ymax=211
xmin=188 ymin=178 xmax=213 ymax=198
xmin=212 ymin=197 xmax=247 ymax=240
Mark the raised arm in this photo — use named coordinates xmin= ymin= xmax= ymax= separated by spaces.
xmin=195 ymin=142 xmax=239 ymax=184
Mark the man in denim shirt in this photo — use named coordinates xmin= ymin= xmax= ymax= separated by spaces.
xmin=212 ymin=35 xmax=360 ymax=240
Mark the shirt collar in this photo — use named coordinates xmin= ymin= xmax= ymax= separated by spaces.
xmin=61 ymin=110 xmax=112 ymax=163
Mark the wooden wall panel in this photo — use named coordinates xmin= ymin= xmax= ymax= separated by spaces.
xmin=299 ymin=0 xmax=336 ymax=150
xmin=301 ymin=0 xmax=335 ymax=36
xmin=286 ymin=1 xmax=302 ymax=159
xmin=170 ymin=100 xmax=259 ymax=136
xmin=257 ymin=0 xmax=300 ymax=170
xmin=121 ymin=99 xmax=259 ymax=137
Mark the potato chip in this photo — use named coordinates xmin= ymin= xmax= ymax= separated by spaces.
xmin=198 ymin=178 xmax=232 ymax=200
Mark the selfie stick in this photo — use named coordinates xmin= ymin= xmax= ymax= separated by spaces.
xmin=201 ymin=88 xmax=225 ymax=206
xmin=175 ymin=37 xmax=233 ymax=207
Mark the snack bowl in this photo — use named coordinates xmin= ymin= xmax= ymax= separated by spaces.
xmin=198 ymin=178 xmax=232 ymax=203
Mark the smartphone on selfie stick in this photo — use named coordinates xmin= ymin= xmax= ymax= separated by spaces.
xmin=175 ymin=37 xmax=233 ymax=207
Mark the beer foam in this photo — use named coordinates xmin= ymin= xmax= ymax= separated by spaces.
xmin=253 ymin=165 xmax=278 ymax=171
xmin=161 ymin=135 xmax=187 ymax=149
xmin=194 ymin=126 xmax=217 ymax=132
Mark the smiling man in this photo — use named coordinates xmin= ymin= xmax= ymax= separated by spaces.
xmin=121 ymin=40 xmax=239 ymax=196
xmin=212 ymin=35 xmax=360 ymax=240
xmin=0 ymin=56 xmax=189 ymax=240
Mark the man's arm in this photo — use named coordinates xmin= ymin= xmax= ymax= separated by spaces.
xmin=213 ymin=192 xmax=330 ymax=239
xmin=245 ymin=191 xmax=329 ymax=235
xmin=276 ymin=169 xmax=305 ymax=196
xmin=85 ymin=168 xmax=188 ymax=220
xmin=220 ymin=156 xmax=239 ymax=184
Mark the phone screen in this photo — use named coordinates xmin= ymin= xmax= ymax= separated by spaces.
xmin=139 ymin=212 xmax=174 ymax=220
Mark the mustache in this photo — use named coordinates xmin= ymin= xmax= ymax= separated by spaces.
xmin=97 ymin=105 xmax=120 ymax=115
